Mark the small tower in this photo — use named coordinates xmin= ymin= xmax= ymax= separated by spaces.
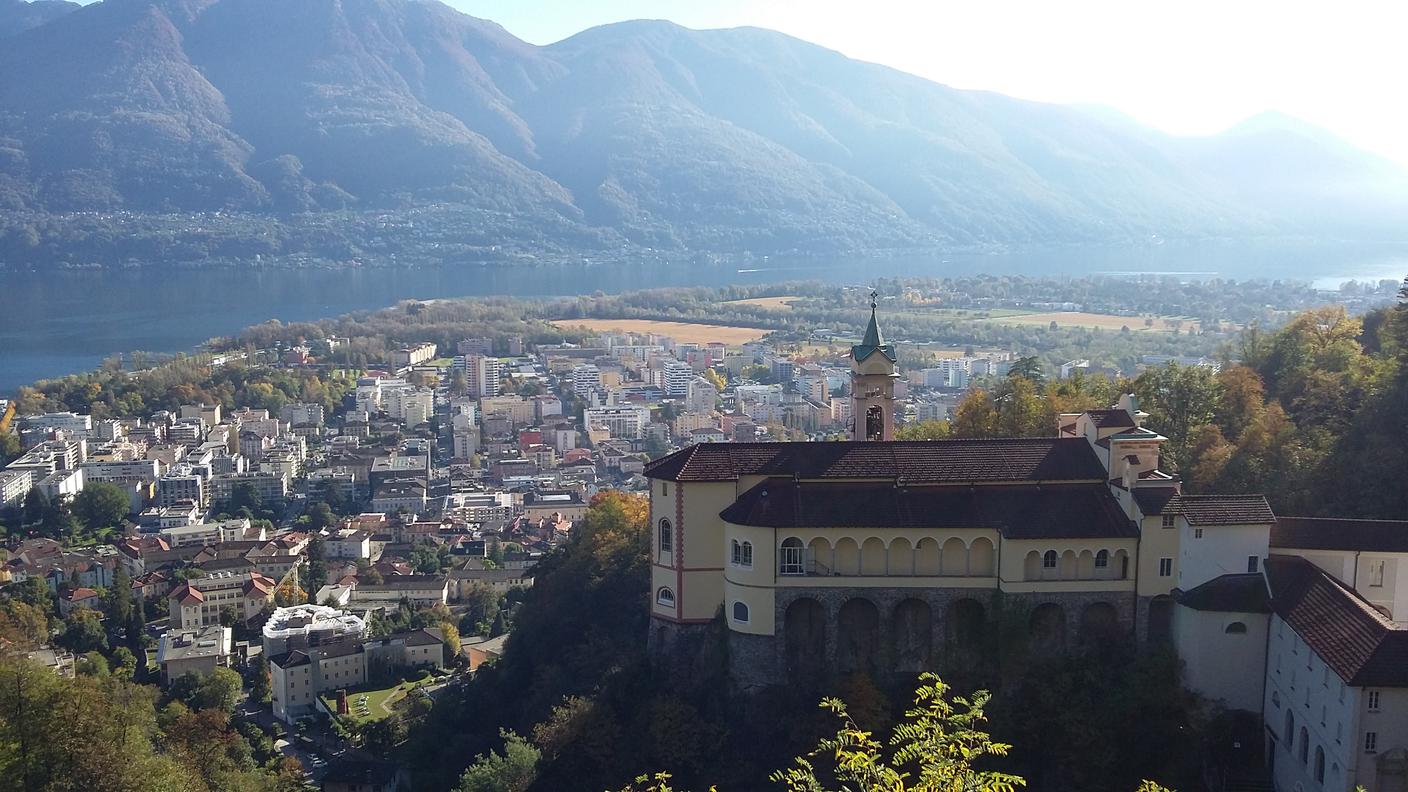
xmin=850 ymin=290 xmax=898 ymax=441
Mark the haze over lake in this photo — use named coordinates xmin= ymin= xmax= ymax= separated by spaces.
xmin=3 ymin=241 xmax=1406 ymax=395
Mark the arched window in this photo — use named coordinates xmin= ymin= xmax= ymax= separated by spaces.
xmin=779 ymin=538 xmax=805 ymax=575
xmin=1043 ymin=550 xmax=1058 ymax=569
xmin=1284 ymin=711 xmax=1295 ymax=753
xmin=1225 ymin=621 xmax=1248 ymax=634
xmin=1094 ymin=550 xmax=1109 ymax=568
xmin=1314 ymin=746 xmax=1325 ymax=782
xmin=741 ymin=541 xmax=753 ymax=567
xmin=1299 ymin=727 xmax=1309 ymax=764
xmin=733 ymin=601 xmax=750 ymax=623
xmin=731 ymin=539 xmax=742 ymax=565
xmin=656 ymin=587 xmax=675 ymax=608
xmin=658 ymin=519 xmax=673 ymax=555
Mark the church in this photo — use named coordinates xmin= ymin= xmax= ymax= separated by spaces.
xmin=644 ymin=299 xmax=1408 ymax=792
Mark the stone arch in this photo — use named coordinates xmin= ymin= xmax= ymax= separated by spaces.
xmin=890 ymin=598 xmax=932 ymax=672
xmin=941 ymin=537 xmax=967 ymax=576
xmin=1024 ymin=551 xmax=1042 ymax=581
xmin=1042 ymin=550 xmax=1059 ymax=580
xmin=837 ymin=598 xmax=881 ymax=674
xmin=1058 ymin=550 xmax=1078 ymax=580
xmin=779 ymin=537 xmax=805 ymax=575
xmin=1093 ymin=549 xmax=1112 ymax=579
xmin=785 ymin=598 xmax=827 ymax=678
xmin=1147 ymin=595 xmax=1174 ymax=645
xmin=808 ymin=537 xmax=834 ymax=575
xmin=834 ymin=538 xmax=860 ymax=576
xmin=945 ymin=598 xmax=987 ymax=669
xmin=861 ymin=537 xmax=887 ymax=575
xmin=889 ymin=538 xmax=915 ymax=576
xmin=1078 ymin=601 xmax=1120 ymax=645
xmin=969 ymin=537 xmax=995 ymax=576
xmin=1029 ymin=602 xmax=1067 ymax=654
xmin=1113 ymin=549 xmax=1130 ymax=579
xmin=1077 ymin=550 xmax=1096 ymax=579
xmin=916 ymin=538 xmax=941 ymax=575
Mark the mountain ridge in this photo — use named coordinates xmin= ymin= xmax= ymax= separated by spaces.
xmin=2 ymin=0 xmax=1406 ymax=257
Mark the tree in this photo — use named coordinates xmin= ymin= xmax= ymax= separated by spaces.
xmin=1133 ymin=363 xmax=1220 ymax=471
xmin=305 ymin=502 xmax=336 ymax=532
xmin=951 ymin=389 xmax=1000 ymax=438
xmin=107 ymin=565 xmax=135 ymax=641
xmin=768 ymin=673 xmax=1025 ymax=791
xmin=895 ymin=419 xmax=952 ymax=440
xmin=455 ymin=729 xmax=540 ymax=792
xmin=1008 ymin=356 xmax=1045 ymax=385
xmin=219 ymin=605 xmax=239 ymax=628
xmin=227 ymin=481 xmax=263 ymax=516
xmin=21 ymin=487 xmax=50 ymax=527
xmin=450 ymin=369 xmax=469 ymax=397
xmin=248 ymin=655 xmax=272 ymax=705
xmin=0 ymin=600 xmax=50 ymax=650
xmin=71 ymin=481 xmax=131 ymax=532
xmin=996 ymin=376 xmax=1053 ymax=438
xmin=411 ymin=544 xmax=442 ymax=574
xmin=56 ymin=609 xmax=108 ymax=654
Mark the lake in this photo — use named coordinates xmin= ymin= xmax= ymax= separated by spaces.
xmin=2 ymin=239 xmax=1406 ymax=395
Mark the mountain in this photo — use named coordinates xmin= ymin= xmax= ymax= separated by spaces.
xmin=1 ymin=0 xmax=1406 ymax=255
xmin=0 ymin=0 xmax=77 ymax=38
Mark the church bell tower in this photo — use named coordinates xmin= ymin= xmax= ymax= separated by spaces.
xmin=850 ymin=290 xmax=898 ymax=441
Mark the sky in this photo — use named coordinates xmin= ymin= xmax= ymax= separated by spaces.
xmin=447 ymin=0 xmax=1408 ymax=167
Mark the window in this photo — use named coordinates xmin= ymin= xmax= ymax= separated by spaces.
xmin=1314 ymin=747 xmax=1325 ymax=783
xmin=1159 ymin=557 xmax=1173 ymax=577
xmin=658 ymin=519 xmax=673 ymax=555
xmin=1368 ymin=559 xmax=1385 ymax=587
xmin=1043 ymin=550 xmax=1058 ymax=569
xmin=1321 ymin=705 xmax=1326 ymax=726
xmin=1094 ymin=550 xmax=1109 ymax=568
xmin=661 ymin=481 xmax=669 ymax=496
xmin=1194 ymin=528 xmax=1204 ymax=539
xmin=1247 ymin=555 xmax=1259 ymax=573
xmin=731 ymin=539 xmax=742 ymax=565
xmin=732 ymin=601 xmax=749 ymax=623
xmin=779 ymin=538 xmax=805 ymax=575
xmin=1299 ymin=727 xmax=1309 ymax=764
xmin=1225 ymin=621 xmax=1247 ymax=634
xmin=1368 ymin=690 xmax=1381 ymax=711
xmin=1272 ymin=690 xmax=1280 ymax=708
xmin=1365 ymin=731 xmax=1378 ymax=753
xmin=740 ymin=541 xmax=753 ymax=567
xmin=1284 ymin=711 xmax=1295 ymax=751
xmin=1161 ymin=514 xmax=1175 ymax=529
xmin=656 ymin=587 xmax=675 ymax=608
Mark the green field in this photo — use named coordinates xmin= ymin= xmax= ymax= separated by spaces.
xmin=320 ymin=680 xmax=420 ymax=723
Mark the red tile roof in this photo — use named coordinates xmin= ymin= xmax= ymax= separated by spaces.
xmin=1165 ymin=494 xmax=1275 ymax=526
xmin=1086 ymin=409 xmax=1137 ymax=429
xmin=719 ymin=480 xmax=1135 ymax=539
xmin=645 ymin=438 xmax=1108 ymax=483
xmin=170 ymin=583 xmax=204 ymax=605
xmin=1272 ymin=517 xmax=1408 ymax=553
xmin=1265 ymin=555 xmax=1408 ymax=686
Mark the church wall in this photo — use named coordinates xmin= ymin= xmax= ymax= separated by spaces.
xmin=1177 ymin=521 xmax=1268 ymax=592
xmin=1173 ymin=604 xmax=1268 ymax=712
xmin=1137 ymin=515 xmax=1180 ymax=597
xmin=676 ymin=482 xmax=735 ymax=621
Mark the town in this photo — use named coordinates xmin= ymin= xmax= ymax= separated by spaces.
xmin=1 ymin=281 xmax=1406 ymax=792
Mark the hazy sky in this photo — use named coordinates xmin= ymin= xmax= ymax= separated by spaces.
xmin=448 ymin=0 xmax=1408 ymax=167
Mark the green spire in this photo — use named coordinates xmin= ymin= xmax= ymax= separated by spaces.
xmin=852 ymin=289 xmax=897 ymax=363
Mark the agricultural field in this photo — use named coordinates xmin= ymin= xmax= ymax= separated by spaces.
xmin=722 ymin=295 xmax=802 ymax=311
xmin=995 ymin=311 xmax=1204 ymax=332
xmin=550 ymin=319 xmax=771 ymax=345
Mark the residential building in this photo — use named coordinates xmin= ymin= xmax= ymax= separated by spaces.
xmin=157 ymin=625 xmax=233 ymax=684
xmin=584 ymin=405 xmax=651 ymax=440
xmin=391 ymin=342 xmax=437 ymax=368
xmin=269 ymin=628 xmax=445 ymax=723
xmin=168 ymin=569 xmax=277 ymax=629
xmin=347 ymin=576 xmax=449 ymax=607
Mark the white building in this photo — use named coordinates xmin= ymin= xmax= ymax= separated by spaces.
xmin=572 ymin=364 xmax=602 ymax=397
xmin=663 ymin=360 xmax=693 ymax=396
xmin=280 ymin=403 xmax=326 ymax=427
xmin=35 ymin=467 xmax=84 ymax=503
xmin=168 ymin=569 xmax=277 ymax=630
xmin=458 ymin=355 xmax=503 ymax=398
xmin=584 ymin=405 xmax=651 ymax=440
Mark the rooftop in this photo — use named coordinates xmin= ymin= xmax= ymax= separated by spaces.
xmin=1165 ymin=494 xmax=1275 ymax=526
xmin=646 ymin=438 xmax=1108 ymax=484
xmin=1271 ymin=516 xmax=1408 ymax=553
xmin=1265 ymin=554 xmax=1408 ymax=687
xmin=1176 ymin=573 xmax=1271 ymax=613
xmin=719 ymin=479 xmax=1135 ymax=540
